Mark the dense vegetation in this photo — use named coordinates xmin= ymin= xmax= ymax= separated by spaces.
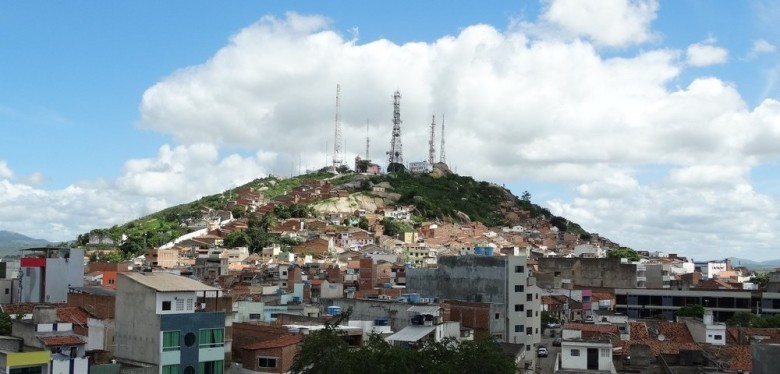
xmin=290 ymin=313 xmax=517 ymax=374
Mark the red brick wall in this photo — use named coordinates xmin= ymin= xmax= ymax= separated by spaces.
xmin=66 ymin=293 xmax=115 ymax=320
xmin=444 ymin=300 xmax=491 ymax=332
xmin=232 ymin=323 xmax=291 ymax=360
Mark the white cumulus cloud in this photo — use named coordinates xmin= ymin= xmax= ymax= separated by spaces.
xmin=536 ymin=0 xmax=659 ymax=47
xmin=686 ymin=38 xmax=729 ymax=66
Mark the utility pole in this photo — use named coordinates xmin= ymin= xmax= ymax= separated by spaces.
xmin=332 ymin=84 xmax=343 ymax=172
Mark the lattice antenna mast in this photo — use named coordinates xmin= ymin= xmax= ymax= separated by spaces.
xmin=387 ymin=90 xmax=404 ymax=166
xmin=365 ymin=120 xmax=370 ymax=160
xmin=440 ymin=114 xmax=446 ymax=164
xmin=428 ymin=115 xmax=436 ymax=165
xmin=332 ymin=84 xmax=343 ymax=170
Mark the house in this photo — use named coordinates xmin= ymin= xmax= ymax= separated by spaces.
xmin=0 ymin=336 xmax=51 ymax=373
xmin=114 ymin=272 xmax=226 ymax=373
xmin=557 ymin=338 xmax=615 ymax=373
xmin=145 ymin=247 xmax=179 ymax=268
xmin=11 ymin=305 xmax=89 ymax=373
xmin=238 ymin=334 xmax=301 ymax=374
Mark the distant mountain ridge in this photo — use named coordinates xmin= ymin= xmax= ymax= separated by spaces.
xmin=0 ymin=230 xmax=52 ymax=255
xmin=729 ymin=257 xmax=780 ymax=269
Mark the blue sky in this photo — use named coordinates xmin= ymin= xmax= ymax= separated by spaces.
xmin=1 ymin=1 xmax=780 ymax=261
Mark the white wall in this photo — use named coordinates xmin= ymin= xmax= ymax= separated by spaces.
xmin=155 ymin=291 xmax=197 ymax=314
xmin=560 ymin=342 xmax=612 ymax=371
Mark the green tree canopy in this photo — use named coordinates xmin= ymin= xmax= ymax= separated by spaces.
xmin=751 ymin=272 xmax=769 ymax=289
xmin=676 ymin=304 xmax=705 ymax=319
xmin=607 ymin=247 xmax=640 ymax=262
xmin=290 ymin=321 xmax=517 ymax=374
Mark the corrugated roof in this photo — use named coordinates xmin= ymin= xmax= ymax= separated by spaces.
xmin=242 ymin=334 xmax=301 ymax=350
xmin=387 ymin=325 xmax=436 ymax=343
xmin=407 ymin=306 xmax=440 ymax=315
xmin=121 ymin=272 xmax=218 ymax=292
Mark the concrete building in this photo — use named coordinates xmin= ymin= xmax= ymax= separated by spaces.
xmin=406 ymin=255 xmax=541 ymax=352
xmin=680 ymin=309 xmax=727 ymax=345
xmin=693 ymin=259 xmax=730 ymax=280
xmin=145 ymin=248 xmax=179 ymax=268
xmin=114 ymin=272 xmax=226 ymax=374
xmin=18 ymin=247 xmax=84 ymax=303
xmin=557 ymin=339 xmax=614 ymax=373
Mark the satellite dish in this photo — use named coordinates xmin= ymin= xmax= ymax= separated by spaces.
xmin=658 ymin=334 xmax=666 ymax=341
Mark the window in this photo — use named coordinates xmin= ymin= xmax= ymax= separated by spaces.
xmin=176 ymin=299 xmax=185 ymax=311
xmin=184 ymin=333 xmax=196 ymax=347
xmin=571 ymin=349 xmax=580 ymax=356
xmin=249 ymin=313 xmax=262 ymax=319
xmin=199 ymin=360 xmax=224 ymax=374
xmin=526 ymin=310 xmax=533 ymax=318
xmin=162 ymin=331 xmax=180 ymax=352
xmin=162 ymin=301 xmax=171 ymax=311
xmin=536 ymin=293 xmax=539 ymax=300
xmin=187 ymin=298 xmax=194 ymax=311
xmin=601 ymin=349 xmax=610 ymax=357
xmin=515 ymin=285 xmax=524 ymax=292
xmin=4 ymin=288 xmax=8 ymax=295
xmin=495 ymin=313 xmax=500 ymax=320
xmin=714 ymin=335 xmax=722 ymax=340
xmin=527 ymin=294 xmax=533 ymax=301
xmin=515 ymin=304 xmax=524 ymax=312
xmin=515 ymin=265 xmax=524 ymax=273
xmin=199 ymin=328 xmax=225 ymax=348
xmin=526 ymin=345 xmax=531 ymax=351
xmin=525 ymin=327 xmax=532 ymax=335
xmin=258 ymin=357 xmax=277 ymax=368
xmin=514 ymin=325 xmax=524 ymax=333
xmin=162 ymin=365 xmax=179 ymax=374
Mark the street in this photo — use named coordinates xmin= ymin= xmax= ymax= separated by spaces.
xmin=535 ymin=328 xmax=561 ymax=374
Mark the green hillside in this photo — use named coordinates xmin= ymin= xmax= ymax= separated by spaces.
xmin=0 ymin=230 xmax=52 ymax=256
xmin=79 ymin=168 xmax=590 ymax=256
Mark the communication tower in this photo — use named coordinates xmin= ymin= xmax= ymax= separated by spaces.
xmin=387 ymin=90 xmax=404 ymax=171
xmin=428 ymin=115 xmax=436 ymax=165
xmin=332 ymin=84 xmax=343 ymax=171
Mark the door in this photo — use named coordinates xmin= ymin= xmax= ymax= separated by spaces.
xmin=587 ymin=348 xmax=599 ymax=370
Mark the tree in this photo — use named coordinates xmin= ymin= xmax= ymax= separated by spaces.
xmin=358 ymin=217 xmax=370 ymax=231
xmin=290 ymin=312 xmax=517 ymax=374
xmin=223 ymin=231 xmax=250 ymax=248
xmin=549 ymin=216 xmax=568 ymax=232
xmin=727 ymin=311 xmax=758 ymax=327
xmin=0 ymin=310 xmax=12 ymax=335
xmin=521 ymin=190 xmax=531 ymax=202
xmin=336 ymin=164 xmax=351 ymax=174
xmin=101 ymin=250 xmax=125 ymax=263
xmin=751 ymin=272 xmax=769 ymax=289
xmin=542 ymin=311 xmax=559 ymax=331
xmin=677 ymin=304 xmax=704 ymax=319
xmin=231 ymin=206 xmax=245 ymax=219
xmin=607 ymin=247 xmax=640 ymax=262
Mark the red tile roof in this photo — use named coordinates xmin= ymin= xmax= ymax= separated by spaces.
xmin=1 ymin=303 xmax=38 ymax=315
xmin=242 ymin=334 xmax=301 ymax=350
xmin=56 ymin=307 xmax=91 ymax=325
xmin=623 ymin=322 xmax=700 ymax=356
xmin=563 ymin=323 xmax=619 ymax=335
xmin=39 ymin=335 xmax=85 ymax=346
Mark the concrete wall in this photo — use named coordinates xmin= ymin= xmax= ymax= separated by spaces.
xmin=0 ymin=279 xmax=17 ymax=304
xmin=753 ymin=344 xmax=780 ymax=374
xmin=115 ymin=275 xmax=162 ymax=366
xmin=560 ymin=342 xmax=612 ymax=371
xmin=406 ymin=256 xmax=508 ymax=303
xmin=537 ymin=257 xmax=637 ymax=289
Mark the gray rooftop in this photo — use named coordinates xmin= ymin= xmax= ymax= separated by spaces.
xmin=121 ymin=272 xmax=218 ymax=292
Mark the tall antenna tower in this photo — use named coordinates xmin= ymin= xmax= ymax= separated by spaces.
xmin=365 ymin=120 xmax=370 ymax=160
xmin=332 ymin=84 xmax=343 ymax=171
xmin=387 ymin=90 xmax=404 ymax=170
xmin=440 ymin=114 xmax=446 ymax=164
xmin=428 ymin=115 xmax=436 ymax=165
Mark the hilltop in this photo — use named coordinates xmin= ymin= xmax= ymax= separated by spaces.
xmin=78 ymin=167 xmax=603 ymax=255
xmin=0 ymin=230 xmax=52 ymax=256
